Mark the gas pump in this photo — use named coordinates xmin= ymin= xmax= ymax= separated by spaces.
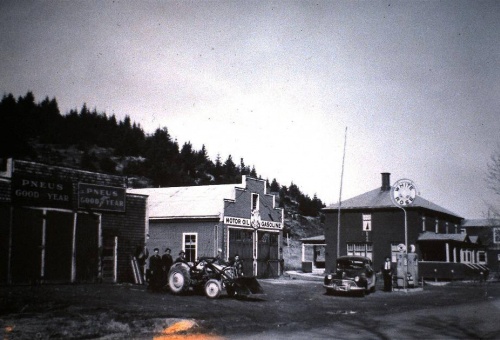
xmin=407 ymin=252 xmax=418 ymax=287
xmin=396 ymin=244 xmax=419 ymax=288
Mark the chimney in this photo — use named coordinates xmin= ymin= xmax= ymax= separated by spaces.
xmin=381 ymin=173 xmax=391 ymax=191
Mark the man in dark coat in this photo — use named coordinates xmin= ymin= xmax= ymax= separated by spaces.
xmin=161 ymin=248 xmax=173 ymax=285
xmin=175 ymin=250 xmax=188 ymax=264
xmin=381 ymin=257 xmax=393 ymax=292
xmin=148 ymin=248 xmax=162 ymax=291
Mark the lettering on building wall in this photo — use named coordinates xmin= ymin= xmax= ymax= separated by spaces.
xmin=224 ymin=216 xmax=282 ymax=229
xmin=11 ymin=176 xmax=72 ymax=209
xmin=78 ymin=183 xmax=126 ymax=212
xmin=224 ymin=216 xmax=251 ymax=227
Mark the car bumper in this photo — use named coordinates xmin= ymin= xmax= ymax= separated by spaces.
xmin=323 ymin=280 xmax=364 ymax=292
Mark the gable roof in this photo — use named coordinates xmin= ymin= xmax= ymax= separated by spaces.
xmin=323 ymin=187 xmax=461 ymax=218
xmin=128 ymin=183 xmax=241 ymax=220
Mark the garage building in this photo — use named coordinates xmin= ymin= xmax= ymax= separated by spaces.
xmin=129 ymin=176 xmax=284 ymax=277
xmin=0 ymin=158 xmax=148 ymax=285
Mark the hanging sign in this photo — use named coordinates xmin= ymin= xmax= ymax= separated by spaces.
xmin=78 ymin=183 xmax=126 ymax=212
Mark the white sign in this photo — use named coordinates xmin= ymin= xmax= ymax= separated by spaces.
xmin=224 ymin=215 xmax=282 ymax=229
xmin=260 ymin=220 xmax=282 ymax=229
xmin=224 ymin=216 xmax=251 ymax=227
xmin=391 ymin=179 xmax=417 ymax=207
xmin=362 ymin=214 xmax=372 ymax=231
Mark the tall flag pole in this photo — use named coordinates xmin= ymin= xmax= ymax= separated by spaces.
xmin=337 ymin=127 xmax=347 ymax=259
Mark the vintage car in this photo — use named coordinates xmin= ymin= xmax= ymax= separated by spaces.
xmin=323 ymin=255 xmax=376 ymax=296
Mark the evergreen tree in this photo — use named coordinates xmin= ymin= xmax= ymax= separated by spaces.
xmin=270 ymin=178 xmax=280 ymax=192
xmin=223 ymin=155 xmax=238 ymax=184
xmin=250 ymin=166 xmax=257 ymax=178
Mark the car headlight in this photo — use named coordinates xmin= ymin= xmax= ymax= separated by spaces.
xmin=327 ymin=274 xmax=332 ymax=280
xmin=354 ymin=276 xmax=360 ymax=282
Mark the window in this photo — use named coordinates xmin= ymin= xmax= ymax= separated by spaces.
xmin=183 ymin=233 xmax=197 ymax=262
xmin=229 ymin=229 xmax=253 ymax=244
xmin=477 ymin=251 xmax=487 ymax=264
xmin=494 ymin=228 xmax=500 ymax=244
xmin=422 ymin=216 xmax=426 ymax=232
xmin=391 ymin=244 xmax=400 ymax=263
xmin=346 ymin=243 xmax=372 ymax=259
xmin=461 ymin=249 xmax=472 ymax=263
xmin=435 ymin=219 xmax=439 ymax=233
xmin=252 ymin=193 xmax=259 ymax=211
xmin=362 ymin=214 xmax=372 ymax=231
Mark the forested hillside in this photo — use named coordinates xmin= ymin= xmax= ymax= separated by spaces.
xmin=0 ymin=92 xmax=326 ymax=220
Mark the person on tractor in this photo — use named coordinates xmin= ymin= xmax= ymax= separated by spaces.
xmin=214 ymin=248 xmax=228 ymax=266
xmin=175 ymin=250 xmax=188 ymax=264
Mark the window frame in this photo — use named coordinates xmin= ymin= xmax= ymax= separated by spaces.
xmin=251 ymin=193 xmax=259 ymax=212
xmin=494 ymin=228 xmax=500 ymax=244
xmin=477 ymin=251 xmax=487 ymax=264
xmin=182 ymin=232 xmax=198 ymax=262
xmin=346 ymin=242 xmax=373 ymax=260
xmin=391 ymin=243 xmax=400 ymax=263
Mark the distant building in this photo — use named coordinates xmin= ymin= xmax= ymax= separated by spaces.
xmin=300 ymin=235 xmax=325 ymax=273
xmin=128 ymin=176 xmax=284 ymax=277
xmin=323 ymin=172 xmax=487 ymax=281
xmin=462 ymin=219 xmax=500 ymax=278
xmin=0 ymin=158 xmax=148 ymax=285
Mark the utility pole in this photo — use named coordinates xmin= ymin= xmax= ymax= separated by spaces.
xmin=337 ymin=127 xmax=347 ymax=259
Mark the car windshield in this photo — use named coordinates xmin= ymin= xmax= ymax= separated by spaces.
xmin=337 ymin=259 xmax=366 ymax=270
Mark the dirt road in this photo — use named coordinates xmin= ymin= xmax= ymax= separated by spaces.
xmin=1 ymin=279 xmax=499 ymax=339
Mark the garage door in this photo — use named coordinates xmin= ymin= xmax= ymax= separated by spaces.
xmin=257 ymin=231 xmax=279 ymax=278
xmin=11 ymin=208 xmax=43 ymax=284
xmin=75 ymin=213 xmax=99 ymax=282
xmin=44 ymin=211 xmax=73 ymax=282
xmin=228 ymin=228 xmax=253 ymax=277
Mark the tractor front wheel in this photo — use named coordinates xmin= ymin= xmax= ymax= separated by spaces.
xmin=204 ymin=279 xmax=222 ymax=299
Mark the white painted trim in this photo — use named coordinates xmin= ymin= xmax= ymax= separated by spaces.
xmin=182 ymin=232 xmax=198 ymax=262
xmin=97 ymin=214 xmax=102 ymax=280
xmin=71 ymin=212 xmax=77 ymax=282
xmin=113 ymin=236 xmax=118 ymax=283
xmin=41 ymin=210 xmax=47 ymax=280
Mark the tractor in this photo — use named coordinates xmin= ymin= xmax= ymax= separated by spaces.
xmin=167 ymin=257 xmax=263 ymax=299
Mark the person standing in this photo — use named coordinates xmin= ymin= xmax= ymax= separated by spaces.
xmin=161 ymin=248 xmax=173 ymax=285
xmin=382 ymin=257 xmax=393 ymax=292
xmin=148 ymin=248 xmax=162 ymax=292
xmin=232 ymin=254 xmax=244 ymax=277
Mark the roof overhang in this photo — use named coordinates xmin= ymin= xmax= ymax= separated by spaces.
xmin=150 ymin=215 xmax=220 ymax=221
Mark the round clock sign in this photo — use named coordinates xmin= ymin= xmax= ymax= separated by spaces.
xmin=391 ymin=179 xmax=417 ymax=207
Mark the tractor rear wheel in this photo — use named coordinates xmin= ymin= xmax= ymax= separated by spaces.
xmin=168 ymin=265 xmax=190 ymax=294
xmin=204 ymin=279 xmax=222 ymax=299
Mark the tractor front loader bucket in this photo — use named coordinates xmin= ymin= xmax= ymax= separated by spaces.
xmin=233 ymin=277 xmax=264 ymax=295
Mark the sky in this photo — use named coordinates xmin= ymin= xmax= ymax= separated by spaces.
xmin=1 ymin=0 xmax=499 ymax=219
